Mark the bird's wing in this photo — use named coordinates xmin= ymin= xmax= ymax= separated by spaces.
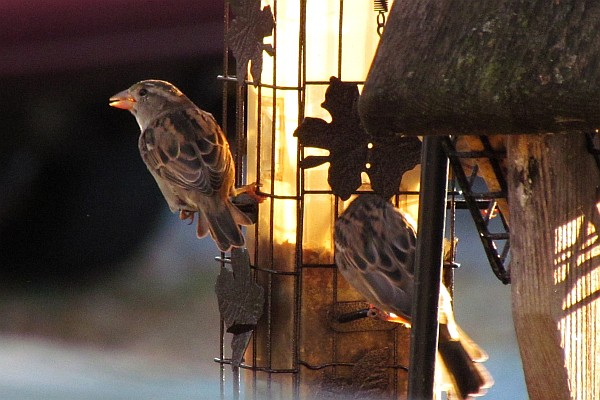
xmin=335 ymin=195 xmax=494 ymax=399
xmin=139 ymin=108 xmax=233 ymax=196
xmin=334 ymin=195 xmax=416 ymax=319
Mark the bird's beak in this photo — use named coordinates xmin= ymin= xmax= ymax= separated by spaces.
xmin=109 ymin=90 xmax=135 ymax=110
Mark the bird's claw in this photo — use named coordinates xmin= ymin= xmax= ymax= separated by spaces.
xmin=235 ymin=182 xmax=267 ymax=203
xmin=367 ymin=306 xmax=411 ymax=327
xmin=179 ymin=210 xmax=195 ymax=225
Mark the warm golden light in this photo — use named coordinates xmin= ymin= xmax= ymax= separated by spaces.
xmin=247 ymin=0 xmax=392 ymax=257
xmin=398 ymin=165 xmax=422 ymax=223
xmin=239 ymin=2 xmax=421 ymax=398
xmin=553 ymin=215 xmax=600 ymax=288
xmin=553 ymin=212 xmax=600 ymax=399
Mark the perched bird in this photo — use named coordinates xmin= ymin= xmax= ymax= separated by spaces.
xmin=334 ymin=194 xmax=493 ymax=399
xmin=109 ymin=80 xmax=255 ymax=252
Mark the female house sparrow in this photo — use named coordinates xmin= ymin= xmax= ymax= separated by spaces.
xmin=109 ymin=80 xmax=253 ymax=252
xmin=334 ymin=194 xmax=493 ymax=399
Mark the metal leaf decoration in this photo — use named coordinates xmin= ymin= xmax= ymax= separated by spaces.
xmin=230 ymin=331 xmax=253 ymax=368
xmin=227 ymin=0 xmax=275 ymax=85
xmin=294 ymin=77 xmax=422 ymax=200
xmin=215 ymin=247 xmax=264 ymax=366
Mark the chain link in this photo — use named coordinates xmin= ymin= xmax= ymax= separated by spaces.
xmin=376 ymin=11 xmax=386 ymax=37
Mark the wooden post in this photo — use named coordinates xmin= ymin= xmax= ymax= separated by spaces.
xmin=508 ymin=133 xmax=600 ymax=400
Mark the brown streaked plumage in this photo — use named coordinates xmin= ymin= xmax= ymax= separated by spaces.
xmin=334 ymin=194 xmax=493 ymax=399
xmin=109 ymin=79 xmax=252 ymax=252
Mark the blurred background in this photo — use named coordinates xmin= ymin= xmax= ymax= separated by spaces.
xmin=0 ymin=1 xmax=526 ymax=399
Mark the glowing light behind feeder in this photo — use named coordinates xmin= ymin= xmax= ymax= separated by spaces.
xmin=240 ymin=1 xmax=418 ymax=397
xmin=247 ymin=1 xmax=408 ymax=260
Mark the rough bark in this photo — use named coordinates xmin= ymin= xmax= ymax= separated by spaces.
xmin=508 ymin=133 xmax=600 ymax=400
xmin=360 ymin=0 xmax=600 ymax=136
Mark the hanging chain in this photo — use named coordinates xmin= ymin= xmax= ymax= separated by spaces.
xmin=377 ymin=11 xmax=386 ymax=36
xmin=373 ymin=0 xmax=388 ymax=37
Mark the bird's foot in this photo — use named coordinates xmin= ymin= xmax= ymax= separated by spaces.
xmin=179 ymin=210 xmax=195 ymax=225
xmin=367 ymin=306 xmax=411 ymax=327
xmin=234 ymin=182 xmax=267 ymax=203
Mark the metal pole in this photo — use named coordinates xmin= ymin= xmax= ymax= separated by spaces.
xmin=408 ymin=136 xmax=449 ymax=399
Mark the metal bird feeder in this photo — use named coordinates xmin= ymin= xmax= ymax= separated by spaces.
xmin=215 ymin=0 xmax=427 ymax=398
xmin=212 ymin=0 xmax=517 ymax=399
xmin=216 ymin=0 xmax=600 ymax=397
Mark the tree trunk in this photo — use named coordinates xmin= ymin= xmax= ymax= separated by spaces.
xmin=508 ymin=133 xmax=600 ymax=400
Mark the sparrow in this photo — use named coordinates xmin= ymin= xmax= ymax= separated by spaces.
xmin=109 ymin=79 xmax=255 ymax=252
xmin=334 ymin=194 xmax=493 ymax=399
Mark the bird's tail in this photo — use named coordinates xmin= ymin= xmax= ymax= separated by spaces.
xmin=198 ymin=199 xmax=252 ymax=252
xmin=437 ymin=325 xmax=494 ymax=399
xmin=437 ymin=287 xmax=494 ymax=399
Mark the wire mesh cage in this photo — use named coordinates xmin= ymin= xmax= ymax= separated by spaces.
xmin=216 ymin=0 xmax=425 ymax=398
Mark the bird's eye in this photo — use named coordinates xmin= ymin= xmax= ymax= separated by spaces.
xmin=139 ymin=88 xmax=148 ymax=97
